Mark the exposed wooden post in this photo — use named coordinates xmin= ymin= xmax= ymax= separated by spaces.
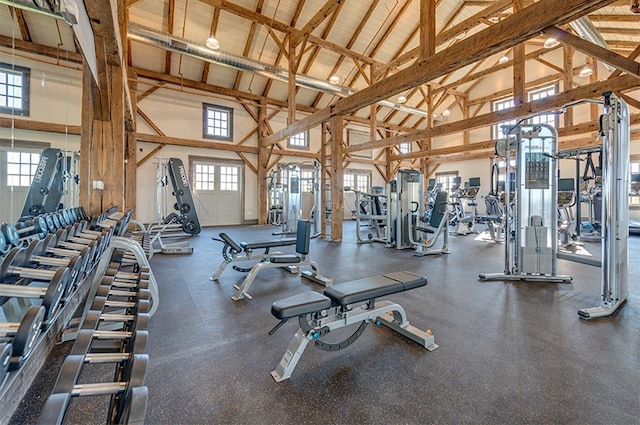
xmin=124 ymin=72 xmax=137 ymax=214
xmin=420 ymin=0 xmax=436 ymax=59
xmin=563 ymin=44 xmax=574 ymax=127
xmin=257 ymin=101 xmax=270 ymax=224
xmin=79 ymin=62 xmax=126 ymax=216
xmin=288 ymin=37 xmax=297 ymax=126
xmin=329 ymin=115 xmax=344 ymax=242
xmin=320 ymin=123 xmax=328 ymax=238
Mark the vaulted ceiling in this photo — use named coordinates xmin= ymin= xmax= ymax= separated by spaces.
xmin=1 ymin=0 xmax=639 ymax=136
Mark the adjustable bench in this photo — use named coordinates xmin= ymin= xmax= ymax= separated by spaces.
xmin=224 ymin=220 xmax=333 ymax=301
xmin=210 ymin=233 xmax=297 ymax=281
xmin=269 ymin=271 xmax=438 ymax=382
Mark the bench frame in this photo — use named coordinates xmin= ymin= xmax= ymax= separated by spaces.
xmin=270 ymin=272 xmax=438 ymax=381
xmin=228 ymin=220 xmax=332 ymax=301
xmin=272 ymin=300 xmax=437 ymax=382
xmin=210 ymin=233 xmax=296 ymax=281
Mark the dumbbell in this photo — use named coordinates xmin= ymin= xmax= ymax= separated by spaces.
xmin=0 ymin=305 xmax=45 ymax=370
xmin=15 ymin=216 xmax=49 ymax=241
xmin=71 ymin=328 xmax=148 ymax=358
xmin=0 ymin=223 xmax=21 ymax=249
xmin=24 ymin=239 xmax=86 ymax=296
xmin=0 ymin=342 xmax=12 ymax=386
xmin=54 ymin=228 xmax=100 ymax=265
xmin=0 ymin=231 xmax=9 ymax=256
xmin=39 ymin=385 xmax=148 ymax=425
xmin=0 ymin=248 xmax=70 ymax=322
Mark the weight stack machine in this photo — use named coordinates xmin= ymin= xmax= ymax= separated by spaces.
xmin=480 ymin=124 xmax=571 ymax=283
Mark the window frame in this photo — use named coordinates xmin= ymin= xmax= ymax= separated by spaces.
xmin=0 ymin=62 xmax=30 ymax=116
xmin=6 ymin=150 xmax=40 ymax=187
xmin=287 ymin=130 xmax=309 ymax=150
xmin=202 ymin=103 xmax=233 ymax=141
xmin=491 ymin=84 xmax=558 ymax=139
xmin=398 ymin=142 xmax=411 ymax=155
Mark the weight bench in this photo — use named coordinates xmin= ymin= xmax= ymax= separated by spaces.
xmin=226 ymin=220 xmax=333 ymax=301
xmin=269 ymin=271 xmax=438 ymax=382
xmin=210 ymin=233 xmax=297 ymax=280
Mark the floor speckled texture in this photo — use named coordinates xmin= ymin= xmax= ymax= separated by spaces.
xmin=10 ymin=222 xmax=640 ymax=424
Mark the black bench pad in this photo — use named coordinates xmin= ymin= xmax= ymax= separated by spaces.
xmin=324 ymin=271 xmax=427 ymax=305
xmin=271 ymin=291 xmax=332 ymax=320
xmin=241 ymin=238 xmax=297 ymax=251
xmin=217 ymin=233 xmax=242 ymax=252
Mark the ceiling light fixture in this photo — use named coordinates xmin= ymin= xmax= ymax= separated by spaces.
xmin=498 ymin=54 xmax=509 ymax=64
xmin=442 ymin=109 xmax=451 ymax=117
xmin=578 ymin=64 xmax=594 ymax=78
xmin=397 ymin=95 xmax=407 ymax=104
xmin=543 ymin=37 xmax=560 ymax=49
xmin=205 ymin=36 xmax=220 ymax=50
xmin=329 ymin=75 xmax=340 ymax=85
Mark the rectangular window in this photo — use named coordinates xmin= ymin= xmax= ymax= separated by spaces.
xmin=344 ymin=170 xmax=371 ymax=192
xmin=219 ymin=166 xmax=239 ymax=191
xmin=6 ymin=151 xmax=40 ymax=187
xmin=435 ymin=172 xmax=459 ymax=194
xmin=288 ymin=131 xmax=309 ymax=150
xmin=528 ymin=85 xmax=557 ymax=127
xmin=343 ymin=173 xmax=355 ymax=191
xmin=398 ymin=142 xmax=411 ymax=155
xmin=203 ymin=103 xmax=233 ymax=141
xmin=194 ymin=163 xmax=215 ymax=191
xmin=301 ymin=170 xmax=314 ymax=192
xmin=492 ymin=97 xmax=516 ymax=140
xmin=0 ymin=63 xmax=30 ymax=116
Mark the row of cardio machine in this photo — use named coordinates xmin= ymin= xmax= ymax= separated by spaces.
xmin=353 ymin=171 xmax=482 ymax=256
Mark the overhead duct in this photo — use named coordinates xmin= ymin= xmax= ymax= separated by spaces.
xmin=569 ymin=16 xmax=614 ymax=72
xmin=127 ymin=23 xmax=428 ymax=118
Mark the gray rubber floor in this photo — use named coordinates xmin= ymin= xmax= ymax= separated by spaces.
xmin=11 ymin=222 xmax=640 ymax=424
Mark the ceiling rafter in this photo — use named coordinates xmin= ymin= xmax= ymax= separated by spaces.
xmin=200 ymin=6 xmax=220 ymax=83
xmin=197 ymin=0 xmax=380 ymax=65
xmin=309 ymin=0 xmax=381 ymax=109
xmin=262 ymin=0 xmax=618 ymax=146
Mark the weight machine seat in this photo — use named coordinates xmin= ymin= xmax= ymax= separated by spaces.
xmin=271 ymin=271 xmax=427 ymax=320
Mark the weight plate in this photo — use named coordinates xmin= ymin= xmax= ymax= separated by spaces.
xmin=36 ymin=216 xmax=48 ymax=237
xmin=25 ymin=239 xmax=44 ymax=259
xmin=11 ymin=305 xmax=45 ymax=361
xmin=43 ymin=268 xmax=68 ymax=322
xmin=45 ymin=215 xmax=56 ymax=233
xmin=1 ymin=223 xmax=20 ymax=247
xmin=180 ymin=203 xmax=191 ymax=214
xmin=51 ymin=214 xmax=61 ymax=230
xmin=0 ymin=232 xmax=6 ymax=255
xmin=182 ymin=221 xmax=197 ymax=235
xmin=29 ymin=204 xmax=45 ymax=216
xmin=0 ymin=342 xmax=11 ymax=380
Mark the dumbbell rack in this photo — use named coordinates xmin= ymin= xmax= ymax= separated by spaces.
xmin=0 ymin=253 xmax=97 ymax=425
xmin=0 ymin=208 xmax=156 ymax=425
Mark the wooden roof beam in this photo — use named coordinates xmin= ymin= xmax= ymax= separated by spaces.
xmin=349 ymin=73 xmax=638 ymax=155
xmin=377 ymin=0 xmax=512 ymax=77
xmin=198 ymin=0 xmax=380 ymax=65
xmin=0 ymin=35 xmax=83 ymax=63
xmin=542 ymin=26 xmax=640 ymax=79
xmin=263 ymin=0 xmax=617 ymax=147
xmin=291 ymin=0 xmax=344 ymax=47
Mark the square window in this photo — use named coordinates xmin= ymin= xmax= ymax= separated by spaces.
xmin=6 ymin=151 xmax=40 ymax=187
xmin=0 ymin=63 xmax=30 ymax=116
xmin=203 ymin=103 xmax=233 ymax=141
xmin=288 ymin=131 xmax=309 ymax=150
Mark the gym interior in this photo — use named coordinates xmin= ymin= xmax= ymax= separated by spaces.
xmin=1 ymin=1 xmax=639 ymax=424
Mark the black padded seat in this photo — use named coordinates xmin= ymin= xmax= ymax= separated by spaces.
xmin=383 ymin=271 xmax=428 ymax=290
xmin=324 ymin=272 xmax=427 ymax=305
xmin=271 ymin=291 xmax=332 ymax=319
xmin=269 ymin=255 xmax=302 ymax=264
xmin=415 ymin=226 xmax=435 ymax=234
xmin=241 ymin=238 xmax=296 ymax=251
